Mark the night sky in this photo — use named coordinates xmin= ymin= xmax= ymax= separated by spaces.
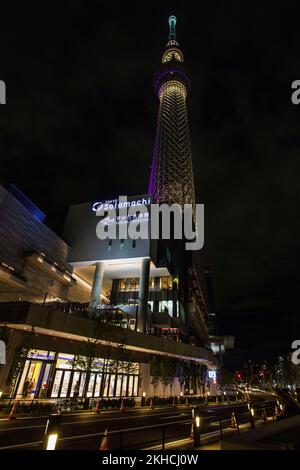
xmin=1 ymin=2 xmax=300 ymax=369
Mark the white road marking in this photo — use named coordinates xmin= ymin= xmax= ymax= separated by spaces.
xmin=0 ymin=411 xmax=191 ymax=432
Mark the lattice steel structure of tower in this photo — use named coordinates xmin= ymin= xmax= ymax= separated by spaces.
xmin=148 ymin=16 xmax=196 ymax=210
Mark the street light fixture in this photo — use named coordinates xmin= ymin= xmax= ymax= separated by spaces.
xmin=193 ymin=407 xmax=201 ymax=447
xmin=42 ymin=413 xmax=62 ymax=450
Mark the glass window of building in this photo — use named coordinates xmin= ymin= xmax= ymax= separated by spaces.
xmin=29 ymin=349 xmax=55 ymax=360
xmin=159 ymin=300 xmax=173 ymax=316
xmin=160 ymin=276 xmax=173 ymax=290
xmin=94 ymin=374 xmax=102 ymax=397
xmin=15 ymin=349 xmax=50 ymax=399
xmin=133 ymin=376 xmax=139 ymax=396
xmin=56 ymin=353 xmax=74 ymax=369
xmin=39 ymin=363 xmax=52 ymax=398
xmin=87 ymin=373 xmax=96 ymax=397
xmin=122 ymin=376 xmax=128 ymax=396
xmin=14 ymin=349 xmax=140 ymax=400
xmin=103 ymin=375 xmax=109 ymax=397
xmin=60 ymin=371 xmax=71 ymax=397
xmin=79 ymin=373 xmax=86 ymax=397
xmin=119 ymin=278 xmax=139 ymax=291
xmin=127 ymin=375 xmax=134 ymax=396
xmin=115 ymin=375 xmax=122 ymax=396
xmin=51 ymin=370 xmax=63 ymax=397
xmin=70 ymin=372 xmax=81 ymax=397
xmin=108 ymin=375 xmax=116 ymax=396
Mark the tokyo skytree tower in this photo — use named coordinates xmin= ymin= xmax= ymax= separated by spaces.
xmin=148 ymin=16 xmax=196 ymax=210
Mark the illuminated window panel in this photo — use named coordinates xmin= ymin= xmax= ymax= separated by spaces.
xmin=159 ymin=300 xmax=173 ymax=316
xmin=133 ymin=376 xmax=139 ymax=397
xmin=51 ymin=370 xmax=63 ymax=397
xmin=87 ymin=373 xmax=96 ymax=397
xmin=94 ymin=374 xmax=102 ymax=397
xmin=127 ymin=375 xmax=134 ymax=397
xmin=70 ymin=372 xmax=81 ymax=397
xmin=103 ymin=375 xmax=109 ymax=397
xmin=121 ymin=376 xmax=128 ymax=397
xmin=115 ymin=375 xmax=122 ymax=397
xmin=60 ymin=371 xmax=71 ymax=397
xmin=108 ymin=375 xmax=116 ymax=396
xmin=119 ymin=278 xmax=140 ymax=291
xmin=160 ymin=276 xmax=173 ymax=290
xmin=79 ymin=373 xmax=86 ymax=397
xmin=56 ymin=353 xmax=74 ymax=369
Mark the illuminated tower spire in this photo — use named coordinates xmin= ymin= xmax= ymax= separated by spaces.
xmin=148 ymin=16 xmax=196 ymax=210
xmin=168 ymin=15 xmax=177 ymax=40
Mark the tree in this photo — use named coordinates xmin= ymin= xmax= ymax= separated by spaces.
xmin=93 ymin=314 xmax=128 ymax=399
xmin=70 ymin=310 xmax=132 ymax=406
xmin=195 ymin=363 xmax=207 ymax=395
xmin=150 ymin=356 xmax=161 ymax=395
xmin=274 ymin=355 xmax=300 ymax=388
xmin=160 ymin=356 xmax=172 ymax=396
xmin=6 ymin=335 xmax=31 ymax=397
xmin=177 ymin=360 xmax=185 ymax=393
xmin=173 ymin=360 xmax=207 ymax=395
xmin=70 ymin=338 xmax=103 ymax=406
xmin=166 ymin=357 xmax=178 ymax=396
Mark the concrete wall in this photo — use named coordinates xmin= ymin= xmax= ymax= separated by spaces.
xmin=63 ymin=195 xmax=153 ymax=266
xmin=139 ymin=362 xmax=182 ymax=397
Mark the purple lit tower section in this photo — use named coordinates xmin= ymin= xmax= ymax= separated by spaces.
xmin=148 ymin=16 xmax=196 ymax=210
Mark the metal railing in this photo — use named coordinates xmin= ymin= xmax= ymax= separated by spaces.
xmin=0 ymin=400 xmax=278 ymax=450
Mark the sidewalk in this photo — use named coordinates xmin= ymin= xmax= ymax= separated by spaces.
xmin=199 ymin=442 xmax=222 ymax=450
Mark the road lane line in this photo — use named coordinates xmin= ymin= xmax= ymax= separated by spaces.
xmin=0 ymin=424 xmax=45 ymax=432
xmin=0 ymin=410 xmax=192 ymax=432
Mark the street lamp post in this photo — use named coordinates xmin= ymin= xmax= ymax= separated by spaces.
xmin=193 ymin=407 xmax=201 ymax=447
xmin=42 ymin=413 xmax=62 ymax=450
xmin=249 ymin=408 xmax=256 ymax=429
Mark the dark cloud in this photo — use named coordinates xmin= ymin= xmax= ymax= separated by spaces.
xmin=0 ymin=1 xmax=299 ymax=368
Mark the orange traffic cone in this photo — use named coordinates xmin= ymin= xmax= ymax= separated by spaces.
xmin=231 ymin=412 xmax=237 ymax=429
xmin=9 ymin=402 xmax=17 ymax=420
xmin=120 ymin=400 xmax=125 ymax=412
xmin=261 ymin=408 xmax=267 ymax=423
xmin=99 ymin=429 xmax=109 ymax=450
xmin=95 ymin=400 xmax=101 ymax=414
xmin=150 ymin=398 xmax=154 ymax=410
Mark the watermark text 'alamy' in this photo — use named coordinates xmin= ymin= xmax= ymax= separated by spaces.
xmin=95 ymin=196 xmax=204 ymax=251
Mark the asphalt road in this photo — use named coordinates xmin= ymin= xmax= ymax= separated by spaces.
xmin=0 ymin=394 xmax=277 ymax=450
